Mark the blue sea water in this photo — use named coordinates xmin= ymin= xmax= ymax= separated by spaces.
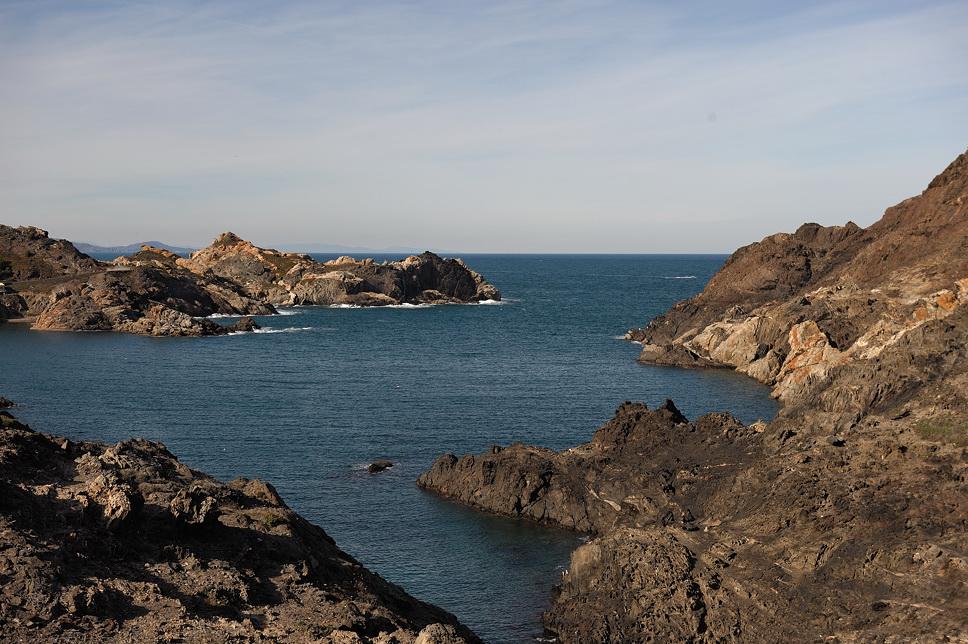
xmin=0 ymin=254 xmax=777 ymax=643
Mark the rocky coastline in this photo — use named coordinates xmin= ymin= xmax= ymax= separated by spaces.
xmin=418 ymin=150 xmax=968 ymax=641
xmin=0 ymin=228 xmax=500 ymax=337
xmin=0 ymin=405 xmax=478 ymax=643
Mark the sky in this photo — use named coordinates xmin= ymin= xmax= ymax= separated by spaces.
xmin=1 ymin=0 xmax=966 ymax=253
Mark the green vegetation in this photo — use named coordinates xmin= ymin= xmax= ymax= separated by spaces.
xmin=249 ymin=507 xmax=287 ymax=528
xmin=914 ymin=416 xmax=967 ymax=446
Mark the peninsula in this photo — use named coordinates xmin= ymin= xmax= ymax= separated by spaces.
xmin=418 ymin=150 xmax=968 ymax=641
xmin=0 ymin=229 xmax=500 ymax=336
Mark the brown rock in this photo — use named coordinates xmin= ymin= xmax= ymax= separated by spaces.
xmin=0 ymin=409 xmax=480 ymax=643
xmin=420 ymin=150 xmax=968 ymax=643
xmin=169 ymin=485 xmax=220 ymax=526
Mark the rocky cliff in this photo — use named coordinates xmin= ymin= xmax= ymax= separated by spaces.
xmin=418 ymin=150 xmax=968 ymax=642
xmin=626 ymin=149 xmax=968 ymax=406
xmin=181 ymin=232 xmax=500 ymax=306
xmin=0 ymin=407 xmax=477 ymax=643
xmin=0 ymin=226 xmax=274 ymax=336
xmin=0 ymin=227 xmax=500 ymax=336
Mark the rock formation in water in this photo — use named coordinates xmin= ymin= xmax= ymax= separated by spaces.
xmin=419 ymin=150 xmax=968 ymax=642
xmin=0 ymin=227 xmax=499 ymax=336
xmin=0 ymin=408 xmax=477 ymax=643
xmin=0 ymin=227 xmax=274 ymax=336
xmin=181 ymin=232 xmax=500 ymax=306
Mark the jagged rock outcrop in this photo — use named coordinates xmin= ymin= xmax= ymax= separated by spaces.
xmin=0 ymin=408 xmax=478 ymax=643
xmin=627 ymin=149 xmax=968 ymax=408
xmin=0 ymin=229 xmax=275 ymax=336
xmin=0 ymin=225 xmax=501 ymax=336
xmin=419 ymin=151 xmax=968 ymax=642
xmin=0 ymin=225 xmax=101 ymax=282
xmin=1 ymin=227 xmax=501 ymax=335
xmin=182 ymin=232 xmax=501 ymax=306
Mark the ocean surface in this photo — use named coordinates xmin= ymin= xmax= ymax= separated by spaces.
xmin=0 ymin=254 xmax=778 ymax=643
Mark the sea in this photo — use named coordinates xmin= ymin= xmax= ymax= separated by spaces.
xmin=0 ymin=254 xmax=778 ymax=643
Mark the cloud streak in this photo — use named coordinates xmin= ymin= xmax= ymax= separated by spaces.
xmin=1 ymin=0 xmax=966 ymax=251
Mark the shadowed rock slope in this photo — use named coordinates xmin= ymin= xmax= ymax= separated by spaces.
xmin=0 ymin=408 xmax=477 ymax=643
xmin=0 ymin=227 xmax=499 ymax=336
xmin=419 ymin=151 xmax=968 ymax=642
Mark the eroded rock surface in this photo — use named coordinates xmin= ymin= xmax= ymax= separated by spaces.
xmin=181 ymin=232 xmax=500 ymax=306
xmin=0 ymin=409 xmax=478 ymax=643
xmin=627 ymin=149 xmax=968 ymax=409
xmin=0 ymin=228 xmax=499 ymax=336
xmin=419 ymin=151 xmax=968 ymax=642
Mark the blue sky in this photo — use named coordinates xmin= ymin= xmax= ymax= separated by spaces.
xmin=1 ymin=0 xmax=966 ymax=252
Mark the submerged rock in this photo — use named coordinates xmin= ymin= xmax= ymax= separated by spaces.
xmin=226 ymin=315 xmax=260 ymax=333
xmin=368 ymin=459 xmax=394 ymax=474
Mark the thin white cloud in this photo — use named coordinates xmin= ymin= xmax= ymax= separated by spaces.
xmin=0 ymin=0 xmax=966 ymax=251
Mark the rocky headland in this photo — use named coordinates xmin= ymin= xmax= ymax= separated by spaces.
xmin=418 ymin=150 xmax=968 ymax=641
xmin=180 ymin=233 xmax=500 ymax=307
xmin=0 ymin=406 xmax=477 ymax=643
xmin=0 ymin=227 xmax=499 ymax=336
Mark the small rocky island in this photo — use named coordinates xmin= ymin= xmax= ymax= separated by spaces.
xmin=0 ymin=406 xmax=478 ymax=643
xmin=0 ymin=228 xmax=500 ymax=336
xmin=418 ymin=150 xmax=968 ymax=641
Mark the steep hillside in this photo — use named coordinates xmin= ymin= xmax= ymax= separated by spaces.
xmin=419 ymin=150 xmax=968 ymax=642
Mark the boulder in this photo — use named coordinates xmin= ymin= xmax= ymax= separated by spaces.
xmin=367 ymin=460 xmax=394 ymax=474
xmin=226 ymin=316 xmax=260 ymax=333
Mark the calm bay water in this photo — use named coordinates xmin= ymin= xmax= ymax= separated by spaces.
xmin=0 ymin=254 xmax=777 ymax=643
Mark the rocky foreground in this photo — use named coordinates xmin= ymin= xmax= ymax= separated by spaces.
xmin=419 ymin=150 xmax=968 ymax=641
xmin=0 ymin=407 xmax=477 ymax=643
xmin=0 ymin=228 xmax=499 ymax=336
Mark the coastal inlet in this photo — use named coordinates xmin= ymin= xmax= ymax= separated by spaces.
xmin=0 ymin=254 xmax=778 ymax=642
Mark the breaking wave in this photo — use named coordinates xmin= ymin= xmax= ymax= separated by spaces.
xmin=227 ymin=326 xmax=315 ymax=336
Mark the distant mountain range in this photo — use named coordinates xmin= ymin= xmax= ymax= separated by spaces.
xmin=74 ymin=241 xmax=197 ymax=257
xmin=74 ymin=240 xmax=440 ymax=258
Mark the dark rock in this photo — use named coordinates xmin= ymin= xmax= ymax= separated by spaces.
xmin=226 ymin=316 xmax=259 ymax=333
xmin=0 ymin=397 xmax=13 ymax=408
xmin=0 ymin=408 xmax=479 ymax=642
xmin=169 ymin=485 xmax=220 ymax=526
xmin=368 ymin=459 xmax=394 ymax=474
xmin=420 ymin=150 xmax=968 ymax=642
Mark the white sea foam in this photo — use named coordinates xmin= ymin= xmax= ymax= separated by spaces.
xmin=200 ymin=308 xmax=302 ymax=319
xmin=662 ymin=275 xmax=697 ymax=280
xmin=328 ymin=299 xmax=507 ymax=309
xmin=227 ymin=326 xmax=314 ymax=336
